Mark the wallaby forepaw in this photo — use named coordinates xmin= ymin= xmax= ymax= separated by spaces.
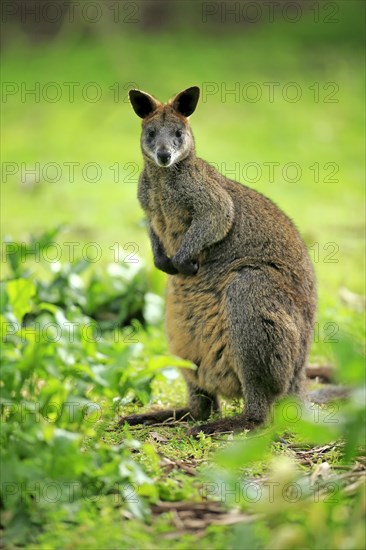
xmin=155 ymin=257 xmax=179 ymax=275
xmin=172 ymin=256 xmax=199 ymax=275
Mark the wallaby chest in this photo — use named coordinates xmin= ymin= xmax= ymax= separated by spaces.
xmin=142 ymin=174 xmax=193 ymax=256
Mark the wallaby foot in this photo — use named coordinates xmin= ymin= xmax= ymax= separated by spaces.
xmin=119 ymin=407 xmax=192 ymax=427
xmin=119 ymin=385 xmax=219 ymax=427
xmin=188 ymin=414 xmax=262 ymax=437
xmin=223 ymin=269 xmax=298 ymax=427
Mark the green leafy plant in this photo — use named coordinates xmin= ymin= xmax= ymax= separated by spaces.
xmin=0 ymin=230 xmax=164 ymax=545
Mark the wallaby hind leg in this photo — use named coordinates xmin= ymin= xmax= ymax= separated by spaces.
xmin=288 ymin=368 xmax=306 ymax=396
xmin=119 ymin=381 xmax=219 ymax=427
xmin=189 ymin=269 xmax=301 ymax=437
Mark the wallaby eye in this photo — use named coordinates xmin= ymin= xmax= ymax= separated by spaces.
xmin=175 ymin=129 xmax=183 ymax=138
xmin=148 ymin=129 xmax=156 ymax=138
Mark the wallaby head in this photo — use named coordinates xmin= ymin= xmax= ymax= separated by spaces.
xmin=129 ymin=86 xmax=200 ymax=168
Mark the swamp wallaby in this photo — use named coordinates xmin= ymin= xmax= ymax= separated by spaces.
xmin=121 ymin=86 xmax=318 ymax=436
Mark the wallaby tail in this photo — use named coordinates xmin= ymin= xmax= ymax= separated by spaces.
xmin=307 ymin=385 xmax=350 ymax=404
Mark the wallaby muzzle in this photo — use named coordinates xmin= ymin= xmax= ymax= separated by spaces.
xmin=157 ymin=150 xmax=172 ymax=166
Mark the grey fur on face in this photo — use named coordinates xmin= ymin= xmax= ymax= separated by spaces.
xmin=140 ymin=111 xmax=194 ymax=168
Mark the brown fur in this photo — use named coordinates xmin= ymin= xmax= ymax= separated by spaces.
xmin=120 ymin=87 xmax=317 ymax=436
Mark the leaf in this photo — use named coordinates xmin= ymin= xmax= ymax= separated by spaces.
xmin=143 ymin=292 xmax=164 ymax=325
xmin=6 ymin=279 xmax=36 ymax=322
xmin=215 ymin=430 xmax=273 ymax=469
xmin=147 ymin=355 xmax=196 ymax=372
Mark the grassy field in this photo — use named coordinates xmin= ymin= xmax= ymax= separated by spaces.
xmin=2 ymin=18 xmax=365 ymax=296
xmin=1 ymin=6 xmax=365 ymax=548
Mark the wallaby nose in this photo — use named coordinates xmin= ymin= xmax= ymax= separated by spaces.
xmin=157 ymin=151 xmax=171 ymax=166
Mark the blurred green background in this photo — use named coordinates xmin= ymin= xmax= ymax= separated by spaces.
xmin=2 ymin=0 xmax=364 ymax=305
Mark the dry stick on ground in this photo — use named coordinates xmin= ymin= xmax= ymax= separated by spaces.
xmin=151 ymin=501 xmax=261 ymax=538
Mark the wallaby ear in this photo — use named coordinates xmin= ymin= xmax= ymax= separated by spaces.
xmin=170 ymin=86 xmax=200 ymax=117
xmin=129 ymin=89 xmax=160 ymax=119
